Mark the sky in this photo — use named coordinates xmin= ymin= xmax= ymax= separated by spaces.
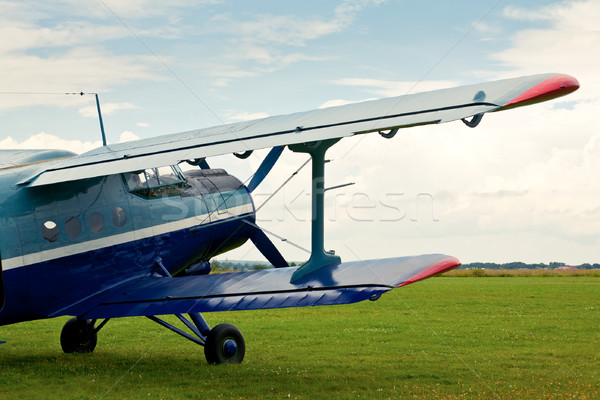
xmin=0 ymin=0 xmax=598 ymax=265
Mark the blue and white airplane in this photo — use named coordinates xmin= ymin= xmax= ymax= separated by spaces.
xmin=0 ymin=73 xmax=579 ymax=364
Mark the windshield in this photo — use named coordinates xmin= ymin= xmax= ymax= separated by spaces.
xmin=123 ymin=165 xmax=188 ymax=198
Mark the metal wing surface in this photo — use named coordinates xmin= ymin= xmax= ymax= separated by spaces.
xmin=22 ymin=73 xmax=578 ymax=187
xmin=57 ymin=254 xmax=460 ymax=319
xmin=0 ymin=150 xmax=76 ymax=169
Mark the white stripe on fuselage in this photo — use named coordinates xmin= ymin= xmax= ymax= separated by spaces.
xmin=1 ymin=203 xmax=254 ymax=271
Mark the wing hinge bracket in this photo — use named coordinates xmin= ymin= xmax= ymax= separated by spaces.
xmin=379 ymin=128 xmax=399 ymax=139
xmin=461 ymin=113 xmax=484 ymax=128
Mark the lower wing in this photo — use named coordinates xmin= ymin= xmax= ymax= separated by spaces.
xmin=58 ymin=254 xmax=460 ymax=319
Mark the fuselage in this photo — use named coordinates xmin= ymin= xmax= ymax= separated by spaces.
xmin=0 ymin=151 xmax=255 ymax=325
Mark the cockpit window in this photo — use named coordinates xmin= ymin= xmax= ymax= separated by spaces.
xmin=123 ymin=165 xmax=187 ymax=199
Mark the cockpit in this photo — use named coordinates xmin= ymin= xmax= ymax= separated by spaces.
xmin=123 ymin=165 xmax=188 ymax=199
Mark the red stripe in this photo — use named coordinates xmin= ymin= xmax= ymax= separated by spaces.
xmin=501 ymin=74 xmax=579 ymax=110
xmin=397 ymin=257 xmax=461 ymax=287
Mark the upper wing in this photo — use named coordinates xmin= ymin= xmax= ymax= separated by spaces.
xmin=0 ymin=149 xmax=76 ymax=169
xmin=22 ymin=73 xmax=578 ymax=187
xmin=54 ymin=254 xmax=459 ymax=319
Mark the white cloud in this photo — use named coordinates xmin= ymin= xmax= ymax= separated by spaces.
xmin=503 ymin=1 xmax=599 ymax=29
xmin=463 ymin=1 xmax=600 ymax=254
xmin=0 ymin=130 xmax=141 ymax=154
xmin=282 ymin=1 xmax=600 ymax=264
xmin=318 ymin=99 xmax=376 ymax=109
xmin=0 ymin=132 xmax=101 ymax=154
xmin=203 ymin=46 xmax=328 ymax=87
xmin=0 ymin=48 xmax=165 ymax=111
xmin=202 ymin=0 xmax=384 ymax=86
xmin=118 ymin=131 xmax=140 ymax=143
xmin=1 ymin=0 xmax=221 ymax=22
xmin=331 ymin=78 xmax=459 ymax=97
xmin=494 ymin=0 xmax=600 ymax=99
xmin=223 ymin=110 xmax=270 ymax=122
xmin=0 ymin=22 xmax=127 ymax=54
xmin=0 ymin=1 xmax=171 ymax=111
xmin=218 ymin=0 xmax=385 ymax=47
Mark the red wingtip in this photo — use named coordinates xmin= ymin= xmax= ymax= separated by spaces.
xmin=397 ymin=256 xmax=461 ymax=287
xmin=501 ymin=74 xmax=579 ymax=110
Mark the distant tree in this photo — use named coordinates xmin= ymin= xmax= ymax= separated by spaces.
xmin=504 ymin=262 xmax=527 ymax=270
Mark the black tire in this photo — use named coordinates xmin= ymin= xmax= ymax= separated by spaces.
xmin=60 ymin=317 xmax=97 ymax=354
xmin=204 ymin=323 xmax=245 ymax=364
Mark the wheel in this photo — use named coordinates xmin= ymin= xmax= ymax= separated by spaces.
xmin=204 ymin=323 xmax=245 ymax=364
xmin=60 ymin=317 xmax=97 ymax=354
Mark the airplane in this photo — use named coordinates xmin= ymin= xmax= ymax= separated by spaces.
xmin=0 ymin=73 xmax=579 ymax=364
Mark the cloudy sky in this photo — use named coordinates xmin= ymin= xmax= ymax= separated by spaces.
xmin=1 ymin=0 xmax=598 ymax=265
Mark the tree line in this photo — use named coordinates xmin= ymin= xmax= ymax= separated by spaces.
xmin=211 ymin=259 xmax=599 ymax=272
xmin=460 ymin=261 xmax=600 ymax=270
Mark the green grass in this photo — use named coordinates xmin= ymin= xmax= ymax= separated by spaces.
xmin=1 ymin=277 xmax=598 ymax=399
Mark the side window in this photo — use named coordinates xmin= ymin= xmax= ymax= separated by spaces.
xmin=125 ymin=171 xmax=148 ymax=191
xmin=42 ymin=221 xmax=59 ymax=243
xmin=112 ymin=207 xmax=127 ymax=227
xmin=88 ymin=212 xmax=105 ymax=233
xmin=65 ymin=216 xmax=82 ymax=238
xmin=145 ymin=168 xmax=160 ymax=187
xmin=156 ymin=166 xmax=181 ymax=184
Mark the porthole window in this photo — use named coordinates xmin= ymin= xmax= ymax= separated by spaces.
xmin=112 ymin=207 xmax=127 ymax=227
xmin=65 ymin=216 xmax=82 ymax=238
xmin=88 ymin=212 xmax=105 ymax=233
xmin=42 ymin=221 xmax=59 ymax=243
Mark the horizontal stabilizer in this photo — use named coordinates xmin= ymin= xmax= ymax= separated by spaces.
xmin=64 ymin=254 xmax=460 ymax=319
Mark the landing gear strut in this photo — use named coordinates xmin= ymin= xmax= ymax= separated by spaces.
xmin=59 ymin=313 xmax=244 ymax=364
xmin=147 ymin=312 xmax=245 ymax=364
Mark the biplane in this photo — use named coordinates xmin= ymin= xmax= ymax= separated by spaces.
xmin=0 ymin=73 xmax=578 ymax=363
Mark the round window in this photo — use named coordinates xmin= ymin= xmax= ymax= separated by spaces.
xmin=42 ymin=221 xmax=59 ymax=243
xmin=112 ymin=207 xmax=127 ymax=227
xmin=65 ymin=216 xmax=82 ymax=238
xmin=88 ymin=212 xmax=105 ymax=233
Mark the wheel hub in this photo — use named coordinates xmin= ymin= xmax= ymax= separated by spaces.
xmin=222 ymin=338 xmax=238 ymax=358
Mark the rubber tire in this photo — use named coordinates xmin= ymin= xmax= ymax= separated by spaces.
xmin=60 ymin=317 xmax=97 ymax=354
xmin=204 ymin=323 xmax=245 ymax=364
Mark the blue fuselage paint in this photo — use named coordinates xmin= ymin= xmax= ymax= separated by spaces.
xmin=0 ymin=156 xmax=256 ymax=325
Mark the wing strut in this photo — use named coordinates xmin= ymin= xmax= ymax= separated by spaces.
xmin=288 ymin=139 xmax=341 ymax=282
xmin=247 ymin=146 xmax=285 ymax=193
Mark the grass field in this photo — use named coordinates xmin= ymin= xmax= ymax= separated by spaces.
xmin=0 ymin=277 xmax=598 ymax=399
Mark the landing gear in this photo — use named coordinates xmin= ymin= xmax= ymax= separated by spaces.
xmin=204 ymin=323 xmax=245 ymax=364
xmin=60 ymin=317 xmax=98 ymax=353
xmin=60 ymin=313 xmax=245 ymax=364
xmin=148 ymin=313 xmax=245 ymax=365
